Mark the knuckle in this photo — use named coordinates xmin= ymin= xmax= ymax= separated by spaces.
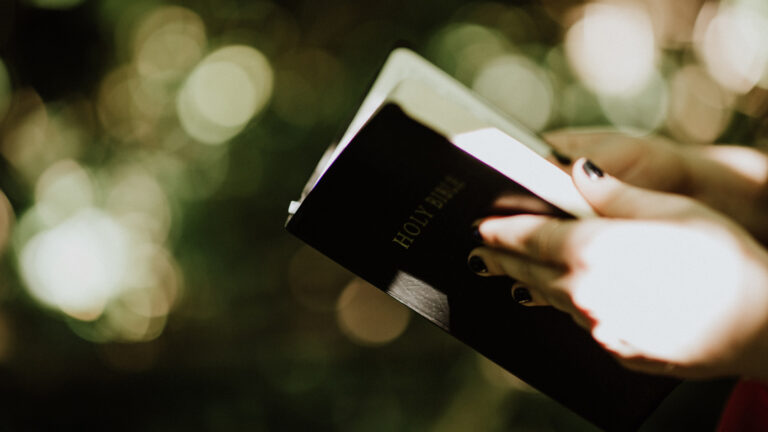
xmin=508 ymin=258 xmax=534 ymax=283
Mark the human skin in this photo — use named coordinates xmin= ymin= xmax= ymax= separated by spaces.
xmin=468 ymin=157 xmax=768 ymax=380
xmin=543 ymin=129 xmax=768 ymax=246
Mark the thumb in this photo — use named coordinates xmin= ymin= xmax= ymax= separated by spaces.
xmin=572 ymin=158 xmax=695 ymax=219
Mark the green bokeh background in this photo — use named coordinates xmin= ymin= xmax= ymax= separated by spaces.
xmin=0 ymin=0 xmax=761 ymax=430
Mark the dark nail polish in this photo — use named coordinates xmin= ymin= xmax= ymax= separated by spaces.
xmin=471 ymin=226 xmax=483 ymax=243
xmin=551 ymin=149 xmax=572 ymax=165
xmin=468 ymin=255 xmax=488 ymax=274
xmin=583 ymin=159 xmax=604 ymax=180
xmin=512 ymin=287 xmax=533 ymax=304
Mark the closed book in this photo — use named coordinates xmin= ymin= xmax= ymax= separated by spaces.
xmin=285 ymin=48 xmax=678 ymax=431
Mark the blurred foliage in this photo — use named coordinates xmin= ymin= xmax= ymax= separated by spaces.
xmin=0 ymin=0 xmax=764 ymax=429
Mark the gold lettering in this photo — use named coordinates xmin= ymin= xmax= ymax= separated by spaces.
xmin=444 ymin=175 xmax=465 ymax=189
xmin=414 ymin=204 xmax=434 ymax=219
xmin=425 ymin=196 xmax=445 ymax=209
xmin=432 ymin=186 xmax=453 ymax=200
xmin=403 ymin=222 xmax=422 ymax=236
xmin=392 ymin=232 xmax=414 ymax=249
xmin=391 ymin=174 xmax=465 ymax=251
xmin=409 ymin=215 xmax=429 ymax=226
xmin=409 ymin=205 xmax=434 ymax=226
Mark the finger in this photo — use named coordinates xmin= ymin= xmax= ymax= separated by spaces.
xmin=591 ymin=323 xmax=644 ymax=358
xmin=545 ymin=130 xmax=656 ymax=185
xmin=572 ymin=158 xmax=701 ymax=220
xmin=515 ymin=284 xmax=580 ymax=318
xmin=468 ymin=247 xmax=589 ymax=319
xmin=617 ymin=355 xmax=726 ymax=379
xmin=611 ymin=353 xmax=708 ymax=379
xmin=607 ymin=353 xmax=672 ymax=376
xmin=570 ymin=312 xmax=594 ymax=331
xmin=510 ymin=281 xmax=549 ymax=307
xmin=468 ymin=249 xmax=582 ymax=314
xmin=547 ymin=148 xmax=573 ymax=167
xmin=468 ymin=246 xmax=563 ymax=284
xmin=477 ymin=215 xmax=596 ymax=265
xmin=543 ymin=131 xmax=585 ymax=168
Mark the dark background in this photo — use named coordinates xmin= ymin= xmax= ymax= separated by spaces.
xmin=0 ymin=0 xmax=763 ymax=430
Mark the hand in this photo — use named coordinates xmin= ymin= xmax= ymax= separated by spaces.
xmin=469 ymin=159 xmax=768 ymax=379
xmin=545 ymin=129 xmax=768 ymax=245
xmin=546 ymin=129 xmax=691 ymax=194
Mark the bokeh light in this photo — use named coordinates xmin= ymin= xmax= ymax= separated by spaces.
xmin=35 ymin=159 xmax=94 ymax=226
xmin=16 ymin=156 xmax=180 ymax=341
xmin=105 ymin=164 xmax=173 ymax=244
xmin=132 ymin=6 xmax=207 ymax=82
xmin=97 ymin=6 xmax=207 ymax=145
xmin=1 ymin=91 xmax=86 ymax=185
xmin=20 ymin=208 xmax=130 ymax=321
xmin=598 ymin=69 xmax=668 ymax=133
xmin=667 ymin=64 xmax=733 ymax=143
xmin=472 ymin=54 xmax=554 ymax=132
xmin=459 ymin=3 xmax=541 ymax=44
xmin=193 ymin=62 xmax=259 ymax=126
xmin=695 ymin=2 xmax=768 ymax=94
xmin=559 ymin=82 xmax=604 ymax=126
xmin=177 ymin=45 xmax=273 ymax=145
xmin=1 ymin=90 xmax=48 ymax=182
xmin=289 ymin=245 xmax=353 ymax=312
xmin=428 ymin=23 xmax=510 ymax=84
xmin=159 ymin=137 xmax=231 ymax=201
xmin=272 ymin=49 xmax=346 ymax=127
xmin=565 ymin=2 xmax=657 ymax=96
xmin=26 ymin=0 xmax=84 ymax=10
xmin=336 ymin=278 xmax=411 ymax=346
xmin=102 ymin=290 xmax=169 ymax=342
xmin=0 ymin=1 xmax=763 ymax=429
xmin=64 ymin=239 xmax=181 ymax=343
xmin=642 ymin=0 xmax=705 ymax=48
xmin=97 ymin=65 xmax=170 ymax=142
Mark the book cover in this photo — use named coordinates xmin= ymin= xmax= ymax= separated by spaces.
xmin=286 ymin=102 xmax=679 ymax=431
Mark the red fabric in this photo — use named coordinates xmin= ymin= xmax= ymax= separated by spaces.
xmin=718 ymin=380 xmax=768 ymax=432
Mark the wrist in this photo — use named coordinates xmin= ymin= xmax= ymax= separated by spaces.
xmin=678 ymin=145 xmax=768 ymax=244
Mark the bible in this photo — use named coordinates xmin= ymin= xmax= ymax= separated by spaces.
xmin=285 ymin=48 xmax=678 ymax=431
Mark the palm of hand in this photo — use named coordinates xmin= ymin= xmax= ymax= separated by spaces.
xmin=569 ymin=220 xmax=768 ymax=377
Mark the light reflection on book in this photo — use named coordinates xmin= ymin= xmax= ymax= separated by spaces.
xmin=452 ymin=128 xmax=595 ymax=218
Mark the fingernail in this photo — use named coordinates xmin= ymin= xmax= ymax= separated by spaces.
xmin=471 ymin=225 xmax=483 ymax=243
xmin=551 ymin=149 xmax=572 ymax=165
xmin=468 ymin=255 xmax=488 ymax=274
xmin=583 ymin=159 xmax=604 ymax=180
xmin=512 ymin=286 xmax=533 ymax=304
